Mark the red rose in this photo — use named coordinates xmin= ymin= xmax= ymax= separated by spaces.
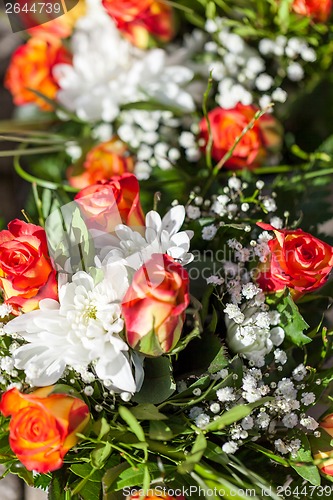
xmin=256 ymin=223 xmax=333 ymax=299
xmin=68 ymin=138 xmax=134 ymax=189
xmin=122 ymin=254 xmax=190 ymax=356
xmin=0 ymin=386 xmax=90 ymax=473
xmin=5 ymin=37 xmax=71 ymax=110
xmin=102 ymin=0 xmax=175 ymax=48
xmin=293 ymin=0 xmax=332 ymax=22
xmin=74 ymin=173 xmax=145 ymax=233
xmin=0 ymin=220 xmax=58 ymax=313
xmin=199 ymin=104 xmax=282 ymax=170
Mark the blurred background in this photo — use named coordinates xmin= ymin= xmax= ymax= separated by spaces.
xmin=0 ymin=12 xmax=27 ymax=228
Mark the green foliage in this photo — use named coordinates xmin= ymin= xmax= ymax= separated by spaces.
xmin=277 ymin=294 xmax=311 ymax=346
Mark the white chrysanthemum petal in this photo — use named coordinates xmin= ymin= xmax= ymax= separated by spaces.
xmin=145 ymin=211 xmax=162 ymax=234
xmin=162 ymin=205 xmax=185 ymax=236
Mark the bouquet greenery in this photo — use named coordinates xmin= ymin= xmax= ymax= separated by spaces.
xmin=1 ymin=1 xmax=333 ymax=499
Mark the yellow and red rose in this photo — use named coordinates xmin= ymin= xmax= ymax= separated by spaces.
xmin=122 ymin=253 xmax=190 ymax=356
xmin=256 ymin=223 xmax=333 ymax=299
xmin=68 ymin=138 xmax=134 ymax=190
xmin=5 ymin=37 xmax=71 ymax=110
xmin=74 ymin=173 xmax=145 ymax=233
xmin=0 ymin=386 xmax=90 ymax=473
xmin=311 ymin=414 xmax=333 ymax=475
xmin=102 ymin=0 xmax=175 ymax=48
xmin=292 ymin=0 xmax=332 ymax=22
xmin=0 ymin=219 xmax=58 ymax=314
xmin=199 ymin=104 xmax=282 ymax=170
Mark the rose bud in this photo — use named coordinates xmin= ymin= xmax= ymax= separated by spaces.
xmin=292 ymin=0 xmax=332 ymax=22
xmin=122 ymin=253 xmax=190 ymax=356
xmin=5 ymin=37 xmax=71 ymax=110
xmin=0 ymin=386 xmax=90 ymax=473
xmin=256 ymin=223 xmax=333 ymax=299
xmin=0 ymin=219 xmax=58 ymax=314
xmin=199 ymin=104 xmax=282 ymax=170
xmin=68 ymin=138 xmax=134 ymax=189
xmin=102 ymin=0 xmax=175 ymax=48
xmin=74 ymin=173 xmax=145 ymax=234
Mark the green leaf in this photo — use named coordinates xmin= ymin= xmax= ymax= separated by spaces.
xmin=208 ymin=345 xmax=229 ymax=374
xmin=277 ymin=294 xmax=311 ymax=346
xmin=178 ymin=433 xmax=207 ymax=474
xmin=131 ymin=404 xmax=167 ymax=421
xmin=9 ymin=463 xmax=34 ymax=486
xmin=119 ymin=406 xmax=145 ymax=442
xmin=70 ymin=463 xmax=104 ymax=482
xmin=103 ymin=462 xmax=130 ymax=493
xmin=91 ymin=442 xmax=112 ymax=469
xmin=133 ymin=357 xmax=176 ymax=405
xmin=149 ymin=420 xmax=173 ymax=441
xmin=79 ymin=480 xmax=102 ymax=500
xmin=93 ymin=417 xmax=111 ymax=439
xmin=205 ymin=397 xmax=272 ymax=431
xmin=115 ymin=464 xmax=175 ymax=490
xmin=246 ymin=443 xmax=290 ymax=466
xmin=290 ymin=431 xmax=321 ymax=486
xmin=48 ymin=474 xmax=65 ymax=500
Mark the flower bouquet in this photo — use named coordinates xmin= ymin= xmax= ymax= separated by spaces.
xmin=1 ymin=0 xmax=333 ymax=499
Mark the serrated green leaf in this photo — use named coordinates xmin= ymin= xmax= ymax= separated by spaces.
xmin=208 ymin=345 xmax=229 ymax=374
xmin=79 ymin=480 xmax=102 ymax=500
xmin=277 ymin=294 xmax=311 ymax=346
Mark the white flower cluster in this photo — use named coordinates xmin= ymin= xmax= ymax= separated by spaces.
xmin=117 ymin=110 xmax=182 ymax=180
xmin=186 ymin=358 xmax=318 ymax=457
xmin=54 ymin=0 xmax=196 ymax=123
xmin=205 ymin=19 xmax=316 ymax=111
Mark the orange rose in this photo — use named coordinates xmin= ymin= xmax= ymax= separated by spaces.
xmin=0 ymin=386 xmax=90 ymax=473
xmin=122 ymin=254 xmax=190 ymax=356
xmin=74 ymin=173 xmax=145 ymax=233
xmin=292 ymin=0 xmax=332 ymax=22
xmin=256 ymin=223 xmax=333 ymax=299
xmin=128 ymin=491 xmax=185 ymax=500
xmin=68 ymin=138 xmax=134 ymax=189
xmin=0 ymin=219 xmax=58 ymax=314
xmin=102 ymin=0 xmax=175 ymax=48
xmin=5 ymin=37 xmax=71 ymax=110
xmin=199 ymin=104 xmax=282 ymax=170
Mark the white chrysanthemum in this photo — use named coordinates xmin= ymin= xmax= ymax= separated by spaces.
xmin=4 ymin=263 xmax=139 ymax=393
xmin=53 ymin=0 xmax=195 ymax=122
xmin=99 ymin=205 xmax=193 ymax=269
